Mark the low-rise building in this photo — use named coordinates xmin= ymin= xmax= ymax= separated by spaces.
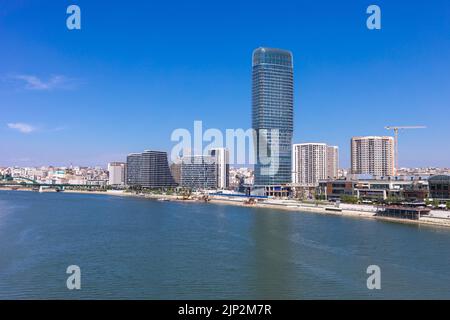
xmin=318 ymin=176 xmax=429 ymax=202
xmin=428 ymin=175 xmax=450 ymax=202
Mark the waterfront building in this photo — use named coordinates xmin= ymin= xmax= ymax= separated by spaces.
xmin=180 ymin=155 xmax=217 ymax=190
xmin=376 ymin=206 xmax=430 ymax=220
xmin=169 ymin=162 xmax=182 ymax=185
xmin=126 ymin=153 xmax=141 ymax=186
xmin=292 ymin=143 xmax=339 ymax=187
xmin=126 ymin=150 xmax=177 ymax=188
xmin=318 ymin=176 xmax=429 ymax=202
xmin=252 ymin=47 xmax=294 ymax=186
xmin=209 ymin=148 xmax=229 ymax=189
xmin=326 ymin=145 xmax=339 ymax=179
xmin=292 ymin=143 xmax=327 ymax=187
xmin=107 ymin=162 xmax=126 ymax=186
xmin=351 ymin=136 xmax=395 ymax=177
xmin=428 ymin=175 xmax=450 ymax=202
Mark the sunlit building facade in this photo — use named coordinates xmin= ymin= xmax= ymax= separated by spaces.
xmin=252 ymin=47 xmax=294 ymax=186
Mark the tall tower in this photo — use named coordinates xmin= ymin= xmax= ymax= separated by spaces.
xmin=252 ymin=47 xmax=294 ymax=186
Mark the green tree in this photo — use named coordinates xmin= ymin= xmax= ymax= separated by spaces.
xmin=341 ymin=195 xmax=358 ymax=204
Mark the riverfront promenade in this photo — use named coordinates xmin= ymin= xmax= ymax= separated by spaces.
xmin=2 ymin=187 xmax=450 ymax=229
xmin=68 ymin=189 xmax=450 ymax=229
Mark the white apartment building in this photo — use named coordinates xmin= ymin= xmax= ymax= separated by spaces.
xmin=209 ymin=148 xmax=230 ymax=189
xmin=107 ymin=162 xmax=126 ymax=186
xmin=351 ymin=136 xmax=395 ymax=177
xmin=292 ymin=143 xmax=339 ymax=186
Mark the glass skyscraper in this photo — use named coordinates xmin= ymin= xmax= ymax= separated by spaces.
xmin=252 ymin=47 xmax=294 ymax=186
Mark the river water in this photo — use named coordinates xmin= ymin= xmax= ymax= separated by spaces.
xmin=0 ymin=190 xmax=449 ymax=299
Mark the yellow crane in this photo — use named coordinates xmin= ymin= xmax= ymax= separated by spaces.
xmin=385 ymin=125 xmax=426 ymax=175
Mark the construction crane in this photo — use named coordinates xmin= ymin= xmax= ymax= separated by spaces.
xmin=385 ymin=125 xmax=426 ymax=175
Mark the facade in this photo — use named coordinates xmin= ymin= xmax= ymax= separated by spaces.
xmin=126 ymin=150 xmax=177 ymax=188
xmin=326 ymin=145 xmax=339 ymax=179
xmin=169 ymin=162 xmax=182 ymax=185
xmin=318 ymin=176 xmax=429 ymax=202
xmin=351 ymin=136 xmax=395 ymax=177
xmin=209 ymin=148 xmax=229 ymax=189
xmin=181 ymin=156 xmax=217 ymax=190
xmin=292 ymin=143 xmax=339 ymax=187
xmin=428 ymin=175 xmax=450 ymax=201
xmin=252 ymin=47 xmax=294 ymax=186
xmin=376 ymin=206 xmax=430 ymax=220
xmin=107 ymin=162 xmax=126 ymax=186
xmin=292 ymin=143 xmax=327 ymax=186
xmin=126 ymin=153 xmax=141 ymax=186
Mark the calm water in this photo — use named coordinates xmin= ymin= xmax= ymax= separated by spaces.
xmin=1 ymin=190 xmax=450 ymax=299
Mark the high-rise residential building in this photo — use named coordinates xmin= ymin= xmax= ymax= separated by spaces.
xmin=107 ymin=162 xmax=126 ymax=186
xmin=169 ymin=162 xmax=182 ymax=185
xmin=180 ymin=155 xmax=217 ymax=190
xmin=126 ymin=153 xmax=141 ymax=186
xmin=326 ymin=146 xmax=339 ymax=179
xmin=252 ymin=47 xmax=294 ymax=186
xmin=209 ymin=148 xmax=229 ymax=189
xmin=351 ymin=136 xmax=395 ymax=177
xmin=292 ymin=143 xmax=327 ymax=186
xmin=126 ymin=150 xmax=177 ymax=188
xmin=292 ymin=143 xmax=339 ymax=186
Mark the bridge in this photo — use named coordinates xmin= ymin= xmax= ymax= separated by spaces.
xmin=0 ymin=176 xmax=103 ymax=190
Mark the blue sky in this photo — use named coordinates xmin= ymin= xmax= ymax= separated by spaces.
xmin=1 ymin=0 xmax=449 ymax=168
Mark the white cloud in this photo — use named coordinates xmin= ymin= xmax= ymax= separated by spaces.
xmin=11 ymin=74 xmax=75 ymax=90
xmin=7 ymin=122 xmax=36 ymax=134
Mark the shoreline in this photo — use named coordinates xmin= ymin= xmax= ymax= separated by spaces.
xmin=2 ymin=187 xmax=450 ymax=229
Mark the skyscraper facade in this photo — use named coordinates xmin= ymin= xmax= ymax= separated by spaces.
xmin=351 ymin=136 xmax=395 ymax=177
xmin=252 ymin=47 xmax=294 ymax=186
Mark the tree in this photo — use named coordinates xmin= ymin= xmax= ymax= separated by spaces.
xmin=341 ymin=195 xmax=358 ymax=204
xmin=446 ymin=201 xmax=450 ymax=210
xmin=386 ymin=195 xmax=402 ymax=205
xmin=432 ymin=199 xmax=439 ymax=208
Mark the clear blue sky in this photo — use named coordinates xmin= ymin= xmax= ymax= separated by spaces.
xmin=1 ymin=0 xmax=449 ymax=168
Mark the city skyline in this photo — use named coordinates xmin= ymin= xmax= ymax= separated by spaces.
xmin=1 ymin=0 xmax=449 ymax=168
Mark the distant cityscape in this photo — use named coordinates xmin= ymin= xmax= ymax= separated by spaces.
xmin=2 ymin=47 xmax=449 ymax=205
